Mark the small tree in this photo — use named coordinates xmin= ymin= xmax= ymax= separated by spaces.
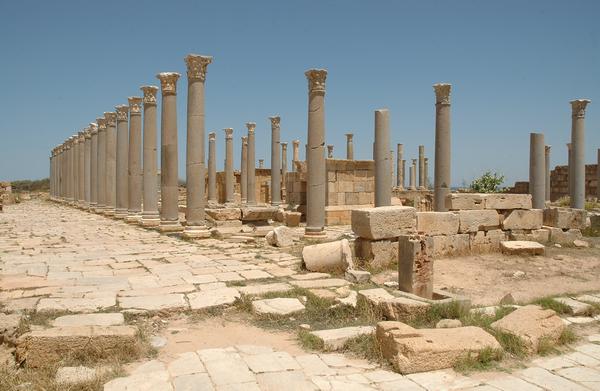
xmin=469 ymin=171 xmax=505 ymax=193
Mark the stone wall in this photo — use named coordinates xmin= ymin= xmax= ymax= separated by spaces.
xmin=550 ymin=164 xmax=598 ymax=201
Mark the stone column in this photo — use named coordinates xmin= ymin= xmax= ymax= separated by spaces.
xmin=305 ymin=69 xmax=327 ymax=237
xmin=259 ymin=159 xmax=264 ymax=169
xmin=374 ymin=109 xmax=391 ymax=207
xmin=597 ymin=148 xmax=600 ymax=200
xmin=241 ymin=136 xmax=248 ymax=203
xmin=327 ymin=145 xmax=334 ymax=158
xmin=208 ymin=132 xmax=217 ymax=203
xmin=71 ymin=136 xmax=78 ymax=204
xmin=104 ymin=112 xmax=117 ymax=216
xmin=545 ymin=145 xmax=551 ymax=201
xmin=84 ymin=128 xmax=92 ymax=208
xmin=401 ymin=159 xmax=406 ymax=190
xmin=126 ymin=97 xmax=143 ymax=222
xmin=292 ymin=139 xmax=300 ymax=172
xmin=157 ymin=72 xmax=182 ymax=231
xmin=140 ymin=86 xmax=160 ymax=226
xmin=96 ymin=118 xmax=107 ymax=212
xmin=281 ymin=142 xmax=288 ymax=199
xmin=90 ymin=123 xmax=98 ymax=209
xmin=529 ymin=132 xmax=545 ymax=209
xmin=183 ymin=54 xmax=212 ymax=237
xmin=567 ymin=143 xmax=573 ymax=198
xmin=270 ymin=116 xmax=282 ymax=206
xmin=246 ymin=123 xmax=257 ymax=205
xmin=433 ymin=83 xmax=452 ymax=211
xmin=424 ymin=157 xmax=429 ymax=190
xmin=58 ymin=144 xmax=64 ymax=200
xmin=346 ymin=133 xmax=354 ymax=160
xmin=115 ymin=105 xmax=129 ymax=218
xmin=410 ymin=159 xmax=417 ymax=190
xmin=224 ymin=128 xmax=234 ymax=204
xmin=418 ymin=145 xmax=425 ymax=190
xmin=77 ymin=132 xmax=85 ymax=206
xmin=570 ymin=99 xmax=591 ymax=209
xmin=390 ymin=150 xmax=394 ymax=184
xmin=396 ymin=144 xmax=404 ymax=188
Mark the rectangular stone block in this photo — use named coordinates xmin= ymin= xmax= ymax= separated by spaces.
xmin=345 ymin=192 xmax=359 ymax=204
xmin=354 ymin=237 xmax=398 ymax=269
xmin=398 ymin=236 xmax=433 ymax=299
xmin=241 ymin=206 xmax=278 ymax=221
xmin=445 ymin=193 xmax=483 ymax=210
xmin=543 ymin=207 xmax=587 ymax=230
xmin=205 ymin=208 xmax=241 ymax=221
xmin=425 ymin=234 xmax=470 ymax=258
xmin=547 ymin=227 xmax=583 ymax=245
xmin=458 ymin=210 xmax=500 ymax=233
xmin=416 ymin=212 xmax=459 ymax=235
xmin=351 ymin=206 xmax=416 ymax=240
xmin=469 ymin=229 xmax=506 ymax=253
xmin=338 ymin=181 xmax=354 ymax=192
xmin=502 ymin=209 xmax=543 ymax=230
xmin=482 ymin=193 xmax=532 ymax=210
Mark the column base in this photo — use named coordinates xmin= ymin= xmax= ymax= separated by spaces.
xmin=157 ymin=220 xmax=184 ymax=233
xmin=103 ymin=209 xmax=115 ymax=217
xmin=303 ymin=227 xmax=327 ymax=240
xmin=89 ymin=202 xmax=97 ymax=212
xmin=181 ymin=225 xmax=212 ymax=239
xmin=114 ymin=209 xmax=128 ymax=219
xmin=124 ymin=213 xmax=142 ymax=224
xmin=139 ymin=215 xmax=160 ymax=227
xmin=93 ymin=205 xmax=106 ymax=214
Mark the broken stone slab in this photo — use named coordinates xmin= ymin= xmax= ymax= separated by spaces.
xmin=302 ymin=239 xmax=353 ymax=273
xmin=482 ymin=193 xmax=532 ymax=210
xmin=436 ymin=319 xmax=462 ymax=328
xmin=457 ymin=210 xmax=500 ymax=233
xmin=573 ymin=239 xmax=589 ymax=248
xmin=354 ymin=237 xmax=398 ymax=269
xmin=500 ymin=241 xmax=545 ymax=256
xmin=16 ymin=325 xmax=137 ymax=368
xmin=358 ymin=288 xmax=430 ymax=322
xmin=398 ymin=235 xmax=433 ymax=299
xmin=241 ymin=206 xmax=279 ymax=221
xmin=345 ymin=269 xmax=371 ymax=284
xmin=554 ymin=297 xmax=592 ymax=315
xmin=377 ymin=321 xmax=500 ymax=374
xmin=238 ymin=283 xmax=293 ymax=296
xmin=543 ymin=207 xmax=587 ymax=230
xmin=56 ymin=366 xmax=99 ymax=385
xmin=351 ymin=206 xmax=416 ymax=240
xmin=547 ymin=227 xmax=583 ymax=245
xmin=310 ymin=326 xmax=376 ymax=350
xmin=291 ymin=278 xmax=350 ymax=289
xmin=37 ymin=297 xmax=116 ymax=313
xmin=265 ymin=226 xmax=294 ymax=247
xmin=52 ymin=313 xmax=124 ymax=327
xmin=0 ymin=313 xmax=21 ymax=345
xmin=416 ymin=212 xmax=459 ymax=236
xmin=490 ymin=305 xmax=565 ymax=354
xmin=118 ymin=294 xmax=188 ymax=311
xmin=187 ymin=288 xmax=240 ymax=310
xmin=445 ymin=193 xmax=484 ymax=210
xmin=284 ymin=211 xmax=301 ymax=227
xmin=205 ymin=207 xmax=242 ymax=221
xmin=502 ymin=209 xmax=543 ymax=230
xmin=252 ymin=298 xmax=305 ymax=315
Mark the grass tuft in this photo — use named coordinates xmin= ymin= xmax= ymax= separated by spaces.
xmin=453 ymin=347 xmax=504 ymax=373
xmin=533 ymin=297 xmax=572 ymax=315
xmin=493 ymin=331 xmax=527 ymax=358
xmin=558 ymin=327 xmax=578 ymax=345
xmin=297 ymin=329 xmax=324 ymax=351
xmin=341 ymin=333 xmax=385 ymax=363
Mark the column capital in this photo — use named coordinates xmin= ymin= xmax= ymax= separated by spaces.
xmin=269 ymin=116 xmax=281 ymax=128
xmin=433 ymin=83 xmax=452 ymax=105
xmin=84 ymin=129 xmax=92 ymax=139
xmin=545 ymin=145 xmax=551 ymax=153
xmin=140 ymin=86 xmax=159 ymax=105
xmin=185 ymin=54 xmax=212 ymax=82
xmin=89 ymin=123 xmax=98 ymax=135
xmin=570 ymin=99 xmax=591 ymax=119
xmin=567 ymin=142 xmax=572 ymax=150
xmin=345 ymin=133 xmax=354 ymax=140
xmin=246 ymin=122 xmax=256 ymax=134
xmin=305 ymin=69 xmax=327 ymax=95
xmin=224 ymin=128 xmax=234 ymax=139
xmin=241 ymin=135 xmax=248 ymax=145
xmin=128 ymin=96 xmax=143 ymax=115
xmin=156 ymin=72 xmax=181 ymax=95
xmin=115 ymin=105 xmax=129 ymax=121
xmin=292 ymin=139 xmax=300 ymax=147
xmin=281 ymin=142 xmax=288 ymax=149
xmin=412 ymin=158 xmax=417 ymax=164
xmin=208 ymin=132 xmax=216 ymax=141
xmin=104 ymin=112 xmax=117 ymax=126
xmin=424 ymin=157 xmax=429 ymax=162
xmin=97 ymin=118 xmax=106 ymax=131
xmin=78 ymin=131 xmax=86 ymax=141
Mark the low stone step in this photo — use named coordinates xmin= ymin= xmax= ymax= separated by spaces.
xmin=52 ymin=313 xmax=124 ymax=327
xmin=310 ymin=326 xmax=376 ymax=350
xmin=252 ymin=298 xmax=305 ymax=315
xmin=500 ymin=241 xmax=545 ymax=256
xmin=16 ymin=325 xmax=137 ymax=368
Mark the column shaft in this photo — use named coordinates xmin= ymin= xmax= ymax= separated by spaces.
xmin=127 ymin=97 xmax=143 ymax=217
xmin=346 ymin=134 xmax=354 ymax=160
xmin=433 ymin=83 xmax=452 ymax=211
xmin=141 ymin=86 xmax=160 ymax=224
xmin=224 ymin=128 xmax=234 ymax=203
xmin=96 ymin=120 xmax=107 ymax=210
xmin=241 ymin=136 xmax=248 ymax=203
xmin=418 ymin=145 xmax=425 ymax=189
xmin=84 ymin=131 xmax=91 ymax=206
xmin=374 ymin=109 xmax=391 ymax=207
xmin=570 ymin=99 xmax=590 ymax=209
xmin=270 ymin=116 xmax=281 ymax=205
xmin=246 ymin=123 xmax=257 ymax=205
xmin=281 ymin=142 xmax=288 ymax=201
xmin=397 ymin=144 xmax=404 ymax=188
xmin=104 ymin=112 xmax=117 ymax=215
xmin=208 ymin=132 xmax=217 ymax=202
xmin=529 ymin=133 xmax=545 ymax=209
xmin=90 ymin=125 xmax=98 ymax=207
xmin=545 ymin=146 xmax=551 ymax=201
xmin=292 ymin=140 xmax=300 ymax=172
xmin=115 ymin=106 xmax=129 ymax=217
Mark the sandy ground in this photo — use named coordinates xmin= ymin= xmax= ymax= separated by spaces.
xmin=375 ymin=238 xmax=600 ymax=306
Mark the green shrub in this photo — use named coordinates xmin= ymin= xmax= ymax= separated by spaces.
xmin=469 ymin=171 xmax=505 ymax=193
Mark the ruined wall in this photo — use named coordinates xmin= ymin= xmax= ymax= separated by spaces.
xmin=550 ymin=164 xmax=598 ymax=201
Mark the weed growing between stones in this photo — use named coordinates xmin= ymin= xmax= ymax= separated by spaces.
xmin=453 ymin=347 xmax=504 ymax=373
xmin=533 ymin=297 xmax=573 ymax=315
xmin=341 ymin=333 xmax=385 ymax=364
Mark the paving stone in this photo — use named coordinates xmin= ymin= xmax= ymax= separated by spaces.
xmin=52 ymin=313 xmax=124 ymax=327
xmin=252 ymin=298 xmax=305 ymax=315
xmin=187 ymin=288 xmax=240 ymax=310
xmin=406 ymin=369 xmax=480 ymax=390
xmin=556 ymin=366 xmax=600 ymax=384
xmin=238 ymin=283 xmax=293 ymax=296
xmin=574 ymin=343 xmax=600 ymax=360
xmin=203 ymin=354 xmax=255 ymax=386
xmin=531 ymin=355 xmax=577 ymax=370
xmin=292 ymin=278 xmax=350 ymax=289
xmin=290 ymin=273 xmax=331 ymax=280
xmin=118 ymin=294 xmax=188 ymax=311
xmin=172 ymin=373 xmax=214 ymax=391
xmin=238 ymin=270 xmax=272 ymax=280
xmin=310 ymin=326 xmax=375 ymax=350
xmin=168 ymin=352 xmax=206 ymax=376
xmin=103 ymin=370 xmax=172 ymax=391
xmin=517 ymin=367 xmax=589 ymax=391
xmin=377 ymin=378 xmax=425 ymax=390
xmin=242 ymin=351 xmax=301 ymax=373
xmin=256 ymin=370 xmax=318 ymax=391
xmin=295 ymin=354 xmax=336 ymax=376
xmin=554 ymin=297 xmax=593 ymax=315
xmin=37 ymin=297 xmax=116 ymax=313
xmin=484 ymin=374 xmax=543 ymax=390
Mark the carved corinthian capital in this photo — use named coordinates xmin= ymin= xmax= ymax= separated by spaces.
xmin=246 ymin=122 xmax=256 ymax=134
xmin=89 ymin=123 xmax=98 ymax=135
xmin=156 ymin=72 xmax=181 ymax=95
xmin=208 ymin=132 xmax=216 ymax=141
xmin=115 ymin=105 xmax=129 ymax=121
xmin=185 ymin=54 xmax=212 ymax=82
xmin=141 ymin=86 xmax=159 ymax=105
xmin=104 ymin=112 xmax=117 ymax=126
xmin=570 ymin=99 xmax=591 ymax=119
xmin=269 ymin=116 xmax=280 ymax=128
xmin=128 ymin=97 xmax=143 ymax=115
xmin=241 ymin=136 xmax=248 ymax=145
xmin=224 ymin=128 xmax=234 ymax=139
xmin=305 ymin=69 xmax=327 ymax=95
xmin=433 ymin=83 xmax=452 ymax=105
xmin=97 ymin=118 xmax=107 ymax=131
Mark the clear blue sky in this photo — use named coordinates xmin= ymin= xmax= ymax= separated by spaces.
xmin=1 ymin=0 xmax=598 ymax=187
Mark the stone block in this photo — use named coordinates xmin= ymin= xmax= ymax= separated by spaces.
xmin=491 ymin=305 xmax=565 ymax=354
xmin=543 ymin=207 xmax=587 ymax=230
xmin=283 ymin=211 xmax=301 ymax=227
xmin=351 ymin=206 xmax=416 ymax=240
xmin=345 ymin=269 xmax=371 ymax=283
xmin=354 ymin=237 xmax=398 ymax=269
xmin=16 ymin=326 xmax=137 ymax=368
xmin=469 ymin=229 xmax=506 ymax=253
xmin=377 ymin=321 xmax=501 ymax=374
xmin=252 ymin=298 xmax=305 ymax=315
xmin=205 ymin=208 xmax=241 ymax=221
xmin=482 ymin=193 xmax=532 ymax=210
xmin=500 ymin=241 xmax=545 ymax=256
xmin=358 ymin=288 xmax=430 ymax=322
xmin=338 ymin=181 xmax=354 ymax=192
xmin=425 ymin=234 xmax=470 ymax=258
xmin=310 ymin=326 xmax=375 ymax=350
xmin=501 ymin=209 xmax=543 ymax=230
xmin=345 ymin=192 xmax=359 ymax=204
xmin=0 ymin=313 xmax=21 ymax=345
xmin=416 ymin=212 xmax=459 ymax=235
xmin=303 ymin=239 xmax=354 ymax=273
xmin=265 ymin=226 xmax=294 ymax=247
xmin=52 ymin=313 xmax=124 ymax=327
xmin=458 ymin=210 xmax=500 ymax=233
xmin=241 ymin=206 xmax=279 ymax=221
xmin=398 ymin=236 xmax=433 ymax=299
xmin=445 ymin=193 xmax=484 ymax=210
xmin=547 ymin=227 xmax=583 ymax=245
